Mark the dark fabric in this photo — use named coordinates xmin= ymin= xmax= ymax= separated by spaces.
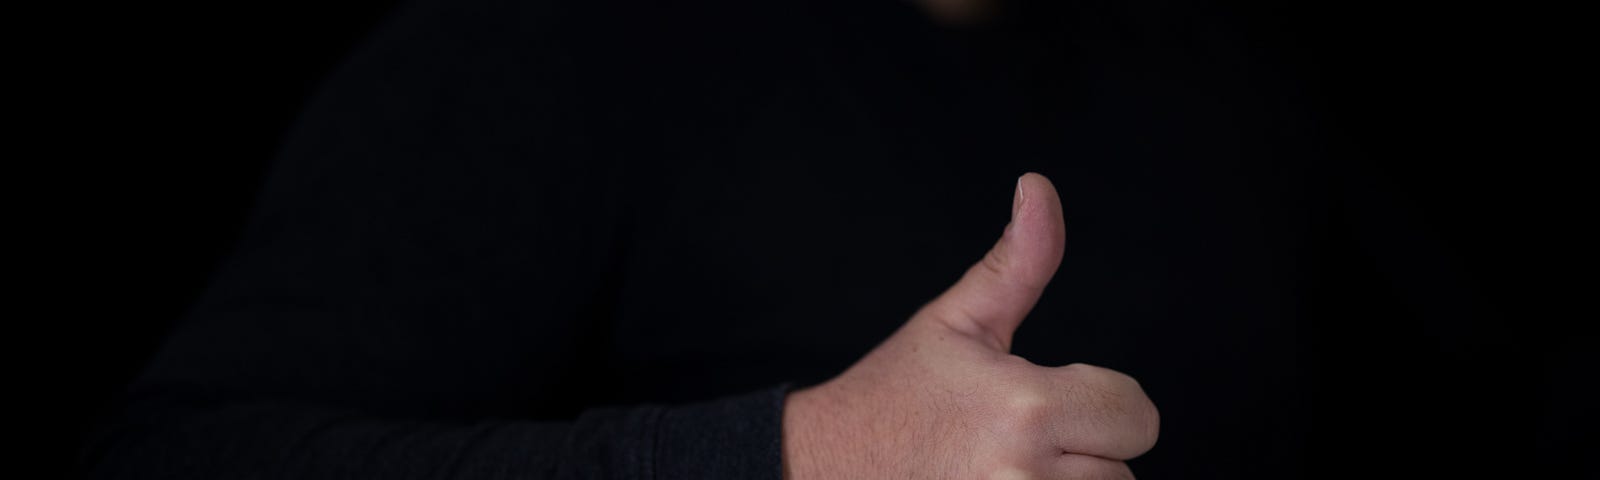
xmin=81 ymin=0 xmax=1492 ymax=478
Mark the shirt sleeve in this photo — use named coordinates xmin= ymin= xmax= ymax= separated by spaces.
xmin=84 ymin=384 xmax=788 ymax=479
xmin=79 ymin=0 xmax=791 ymax=477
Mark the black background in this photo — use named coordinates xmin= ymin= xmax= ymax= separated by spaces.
xmin=36 ymin=0 xmax=1586 ymax=477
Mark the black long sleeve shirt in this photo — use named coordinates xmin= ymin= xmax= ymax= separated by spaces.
xmin=82 ymin=0 xmax=1490 ymax=478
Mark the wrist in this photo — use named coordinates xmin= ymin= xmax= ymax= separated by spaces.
xmin=781 ymin=383 xmax=858 ymax=480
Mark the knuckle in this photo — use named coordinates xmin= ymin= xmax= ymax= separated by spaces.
xmin=989 ymin=369 xmax=1064 ymax=439
xmin=1001 ymin=382 xmax=1052 ymax=424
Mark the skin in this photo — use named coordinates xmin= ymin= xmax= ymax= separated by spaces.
xmin=783 ymin=173 xmax=1160 ymax=479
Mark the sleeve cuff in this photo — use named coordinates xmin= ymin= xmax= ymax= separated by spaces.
xmin=651 ymin=384 xmax=793 ymax=480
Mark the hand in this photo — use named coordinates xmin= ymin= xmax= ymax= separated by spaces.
xmin=783 ymin=173 xmax=1159 ymax=479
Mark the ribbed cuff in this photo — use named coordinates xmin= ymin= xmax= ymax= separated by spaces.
xmin=651 ymin=384 xmax=792 ymax=480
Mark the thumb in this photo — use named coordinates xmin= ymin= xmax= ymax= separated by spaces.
xmin=919 ymin=172 xmax=1066 ymax=352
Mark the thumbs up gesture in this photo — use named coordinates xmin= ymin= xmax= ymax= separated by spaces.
xmin=783 ymin=173 xmax=1160 ymax=479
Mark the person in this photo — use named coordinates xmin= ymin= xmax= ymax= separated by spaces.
xmin=80 ymin=0 xmax=1474 ymax=478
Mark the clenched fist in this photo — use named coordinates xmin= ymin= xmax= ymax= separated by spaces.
xmin=783 ymin=173 xmax=1159 ymax=479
